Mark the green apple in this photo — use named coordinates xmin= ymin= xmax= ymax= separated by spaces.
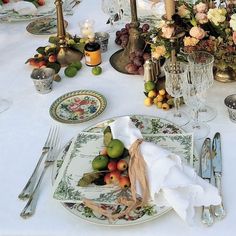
xmin=92 ymin=155 xmax=109 ymax=171
xmin=107 ymin=139 xmax=124 ymax=159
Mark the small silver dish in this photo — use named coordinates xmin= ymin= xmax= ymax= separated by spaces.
xmin=95 ymin=32 xmax=110 ymax=53
xmin=31 ymin=68 xmax=55 ymax=94
xmin=224 ymin=94 xmax=236 ymax=123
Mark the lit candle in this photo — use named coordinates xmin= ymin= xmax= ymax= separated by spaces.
xmin=164 ymin=0 xmax=175 ymax=21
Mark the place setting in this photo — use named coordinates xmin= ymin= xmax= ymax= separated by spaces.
xmin=17 ymin=113 xmax=227 ymax=227
xmin=15 ymin=0 xmax=235 ymax=230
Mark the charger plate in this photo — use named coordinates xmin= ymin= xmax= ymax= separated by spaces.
xmin=52 ymin=115 xmax=199 ymax=226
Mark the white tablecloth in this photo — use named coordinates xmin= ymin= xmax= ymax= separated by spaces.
xmin=0 ymin=1 xmax=236 ymax=235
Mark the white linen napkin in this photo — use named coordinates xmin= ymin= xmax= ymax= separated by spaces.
xmin=109 ymin=116 xmax=221 ymax=224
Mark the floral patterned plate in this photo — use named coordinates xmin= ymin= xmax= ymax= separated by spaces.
xmin=0 ymin=0 xmax=74 ymax=22
xmin=49 ymin=90 xmax=107 ymax=124
xmin=52 ymin=115 xmax=199 ymax=226
xmin=26 ymin=17 xmax=68 ymax=35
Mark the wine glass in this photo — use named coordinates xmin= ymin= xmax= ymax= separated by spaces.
xmin=182 ymin=70 xmax=210 ymax=140
xmin=187 ymin=51 xmax=216 ymax=122
xmin=163 ymin=60 xmax=190 ymax=126
xmin=0 ymin=98 xmax=11 ymax=113
xmin=101 ymin=0 xmax=120 ymax=32
xmin=117 ymin=0 xmax=131 ymax=23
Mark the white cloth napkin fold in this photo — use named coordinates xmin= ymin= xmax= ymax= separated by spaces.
xmin=109 ymin=116 xmax=221 ymax=224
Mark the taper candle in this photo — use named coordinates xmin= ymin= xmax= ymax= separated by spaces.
xmin=164 ymin=0 xmax=175 ymax=21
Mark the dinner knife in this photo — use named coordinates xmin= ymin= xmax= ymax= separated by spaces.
xmin=200 ymin=138 xmax=214 ymax=226
xmin=212 ymin=132 xmax=226 ymax=220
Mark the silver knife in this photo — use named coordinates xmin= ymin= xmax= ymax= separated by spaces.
xmin=212 ymin=132 xmax=226 ymax=220
xmin=200 ymin=138 xmax=214 ymax=226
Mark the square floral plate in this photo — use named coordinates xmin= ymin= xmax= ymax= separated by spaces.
xmin=0 ymin=0 xmax=73 ymax=22
xmin=52 ymin=115 xmax=199 ymax=226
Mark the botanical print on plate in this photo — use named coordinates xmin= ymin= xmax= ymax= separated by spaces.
xmin=53 ymin=132 xmax=193 ymax=203
xmin=49 ymin=90 xmax=107 ymax=124
xmin=0 ymin=0 xmax=73 ymax=22
xmin=26 ymin=17 xmax=68 ymax=35
xmin=52 ymin=115 xmax=198 ymax=226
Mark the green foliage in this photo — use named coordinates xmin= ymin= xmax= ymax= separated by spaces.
xmin=36 ymin=46 xmax=46 ymax=55
xmin=24 ymin=0 xmax=39 ymax=7
xmin=47 ymin=62 xmax=61 ymax=73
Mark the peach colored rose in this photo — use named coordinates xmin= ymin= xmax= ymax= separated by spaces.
xmin=183 ymin=36 xmax=199 ymax=47
xmin=177 ymin=5 xmax=190 ymax=18
xmin=161 ymin=25 xmax=174 ymax=39
xmin=233 ymin=32 xmax=236 ymax=44
xmin=152 ymin=45 xmax=166 ymax=59
xmin=195 ymin=13 xmax=208 ymax=24
xmin=194 ymin=2 xmax=208 ymax=13
xmin=189 ymin=26 xmax=206 ymax=40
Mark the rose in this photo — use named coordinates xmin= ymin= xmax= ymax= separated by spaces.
xmin=177 ymin=5 xmax=190 ymax=18
xmin=161 ymin=25 xmax=174 ymax=39
xmin=230 ymin=14 xmax=236 ymax=31
xmin=195 ymin=13 xmax=208 ymax=24
xmin=189 ymin=26 xmax=206 ymax=40
xmin=207 ymin=8 xmax=226 ymax=26
xmin=233 ymin=32 xmax=236 ymax=45
xmin=152 ymin=45 xmax=166 ymax=59
xmin=183 ymin=36 xmax=199 ymax=47
xmin=194 ymin=2 xmax=208 ymax=13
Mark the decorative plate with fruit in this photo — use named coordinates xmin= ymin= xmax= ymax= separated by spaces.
xmin=52 ymin=115 xmax=198 ymax=226
xmin=25 ymin=34 xmax=85 ymax=74
xmin=0 ymin=0 xmax=73 ymax=22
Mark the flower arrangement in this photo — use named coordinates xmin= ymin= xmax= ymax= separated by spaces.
xmin=146 ymin=0 xmax=236 ymax=72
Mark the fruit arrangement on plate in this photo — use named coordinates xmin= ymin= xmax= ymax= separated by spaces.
xmin=25 ymin=33 xmax=104 ymax=80
xmin=78 ymin=127 xmax=131 ymax=189
xmin=26 ymin=34 xmax=85 ymax=73
xmin=0 ymin=0 xmax=45 ymax=6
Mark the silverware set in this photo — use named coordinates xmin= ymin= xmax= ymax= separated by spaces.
xmin=200 ymin=132 xmax=226 ymax=226
xmin=19 ymin=126 xmax=60 ymax=218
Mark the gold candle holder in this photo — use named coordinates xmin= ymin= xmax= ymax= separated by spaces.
xmin=55 ymin=0 xmax=83 ymax=67
xmin=109 ymin=0 xmax=145 ymax=74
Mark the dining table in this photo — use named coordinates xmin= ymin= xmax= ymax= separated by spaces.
xmin=0 ymin=0 xmax=236 ymax=235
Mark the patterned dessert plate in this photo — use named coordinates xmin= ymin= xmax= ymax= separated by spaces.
xmin=49 ymin=90 xmax=107 ymax=124
xmin=26 ymin=17 xmax=68 ymax=35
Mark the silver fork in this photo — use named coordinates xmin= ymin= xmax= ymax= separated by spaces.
xmin=18 ymin=127 xmax=56 ymax=200
xmin=20 ymin=127 xmax=60 ymax=218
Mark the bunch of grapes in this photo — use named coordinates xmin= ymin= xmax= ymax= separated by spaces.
xmin=125 ymin=49 xmax=151 ymax=75
xmin=115 ymin=23 xmax=150 ymax=48
xmin=115 ymin=23 xmax=151 ymax=75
